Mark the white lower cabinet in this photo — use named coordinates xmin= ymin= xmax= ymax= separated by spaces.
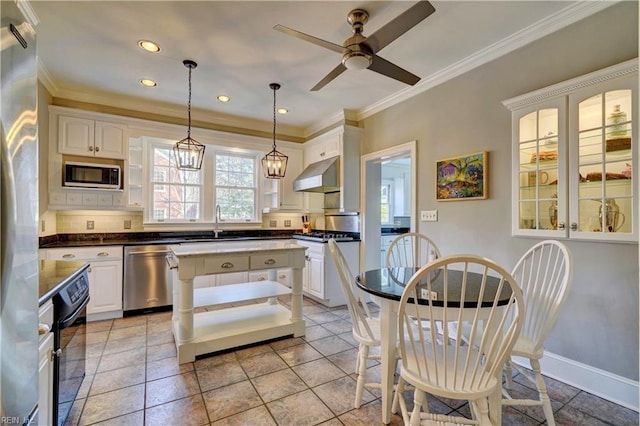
xmin=38 ymin=300 xmax=54 ymax=426
xmin=42 ymin=246 xmax=123 ymax=320
xmin=296 ymin=240 xmax=359 ymax=307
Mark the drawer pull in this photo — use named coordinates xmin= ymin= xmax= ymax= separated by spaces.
xmin=257 ymin=277 xmax=266 ymax=281
xmin=97 ymin=252 xmax=109 ymax=257
xmin=62 ymin=254 xmax=75 ymax=259
xmin=279 ymin=274 xmax=286 ymax=279
xmin=221 ymin=262 xmax=234 ymax=269
xmin=38 ymin=324 xmax=50 ymax=335
xmin=264 ymin=259 xmax=276 ymax=265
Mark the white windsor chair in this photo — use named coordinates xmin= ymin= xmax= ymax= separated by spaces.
xmin=502 ymin=240 xmax=573 ymax=426
xmin=328 ymin=239 xmax=385 ymax=408
xmin=392 ymin=254 xmax=524 ymax=425
xmin=386 ymin=232 xmax=441 ymax=268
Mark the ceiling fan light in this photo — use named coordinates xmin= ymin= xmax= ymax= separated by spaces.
xmin=343 ymin=53 xmax=371 ymax=71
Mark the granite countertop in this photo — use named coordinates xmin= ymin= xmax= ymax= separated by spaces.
xmin=170 ymin=239 xmax=307 ymax=256
xmin=39 ymin=230 xmax=296 ymax=249
xmin=39 ymin=260 xmax=90 ymax=306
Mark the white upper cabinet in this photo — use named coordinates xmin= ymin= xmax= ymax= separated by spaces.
xmin=58 ymin=115 xmax=128 ymax=159
xmin=302 ymin=125 xmax=363 ymax=212
xmin=505 ymin=59 xmax=638 ymax=242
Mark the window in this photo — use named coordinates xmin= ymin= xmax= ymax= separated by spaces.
xmin=214 ymin=153 xmax=257 ymax=221
xmin=150 ymin=143 xmax=202 ymax=221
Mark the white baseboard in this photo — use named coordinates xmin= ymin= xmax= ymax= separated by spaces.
xmin=512 ymin=352 xmax=639 ymax=412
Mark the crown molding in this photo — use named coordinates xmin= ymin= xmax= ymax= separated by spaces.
xmin=17 ymin=0 xmax=39 ymax=26
xmin=37 ymin=57 xmax=57 ymax=94
xmin=356 ymin=0 xmax=619 ymax=122
xmin=502 ymin=58 xmax=638 ymax=110
xmin=49 ymin=86 xmax=306 ymax=140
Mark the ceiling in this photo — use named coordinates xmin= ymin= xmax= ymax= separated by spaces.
xmin=29 ymin=1 xmax=614 ymax=138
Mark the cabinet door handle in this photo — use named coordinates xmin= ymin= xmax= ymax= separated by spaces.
xmin=88 ymin=146 xmax=94 ymax=152
xmin=62 ymin=254 xmax=75 ymax=259
xmin=264 ymin=259 xmax=276 ymax=265
xmin=570 ymin=222 xmax=577 ymax=231
xmin=97 ymin=252 xmax=109 ymax=257
xmin=559 ymin=222 xmax=566 ymax=230
xmin=38 ymin=324 xmax=50 ymax=335
xmin=221 ymin=262 xmax=234 ymax=269
xmin=95 ymin=146 xmax=100 ymax=152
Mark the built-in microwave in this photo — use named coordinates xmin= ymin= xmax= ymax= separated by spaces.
xmin=63 ymin=161 xmax=121 ymax=189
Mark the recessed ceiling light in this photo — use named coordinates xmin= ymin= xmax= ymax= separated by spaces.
xmin=138 ymin=40 xmax=160 ymax=53
xmin=277 ymin=108 xmax=288 ymax=114
xmin=217 ymin=95 xmax=230 ymax=103
xmin=140 ymin=79 xmax=157 ymax=87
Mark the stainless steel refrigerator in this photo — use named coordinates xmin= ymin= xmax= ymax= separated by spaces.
xmin=1 ymin=0 xmax=39 ymax=423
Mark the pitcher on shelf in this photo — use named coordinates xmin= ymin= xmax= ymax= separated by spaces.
xmin=598 ymin=198 xmax=625 ymax=232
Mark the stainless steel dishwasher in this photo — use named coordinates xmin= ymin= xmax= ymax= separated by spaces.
xmin=123 ymin=245 xmax=174 ymax=313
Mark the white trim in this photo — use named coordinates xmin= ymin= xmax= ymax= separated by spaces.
xmin=512 ymin=352 xmax=639 ymax=412
xmin=357 ymin=1 xmax=619 ymax=122
xmin=17 ymin=0 xmax=39 ymax=26
xmin=502 ymin=58 xmax=639 ymax=110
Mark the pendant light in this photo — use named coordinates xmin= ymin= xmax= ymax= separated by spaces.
xmin=262 ymin=83 xmax=288 ymax=179
xmin=173 ymin=59 xmax=205 ymax=170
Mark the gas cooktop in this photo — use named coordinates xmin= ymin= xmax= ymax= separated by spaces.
xmin=292 ymin=231 xmax=354 ymax=242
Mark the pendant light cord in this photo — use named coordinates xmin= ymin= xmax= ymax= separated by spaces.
xmin=187 ymin=65 xmax=192 ymax=140
xmin=272 ymin=85 xmax=277 ymax=150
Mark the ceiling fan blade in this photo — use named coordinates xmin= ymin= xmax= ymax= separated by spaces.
xmin=311 ymin=63 xmax=347 ymax=91
xmin=273 ymin=24 xmax=344 ymax=54
xmin=368 ymin=55 xmax=420 ymax=86
xmin=364 ymin=1 xmax=435 ymax=53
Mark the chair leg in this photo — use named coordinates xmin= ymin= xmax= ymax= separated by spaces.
xmin=392 ymin=376 xmax=404 ymax=414
xmin=410 ymin=389 xmax=426 ymax=426
xmin=530 ymin=358 xmax=555 ymax=426
xmin=474 ymin=397 xmax=493 ymax=426
xmin=505 ymin=357 xmax=514 ymax=390
xmin=354 ymin=343 xmax=368 ymax=408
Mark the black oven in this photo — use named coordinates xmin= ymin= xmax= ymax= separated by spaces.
xmin=52 ymin=270 xmax=90 ymax=426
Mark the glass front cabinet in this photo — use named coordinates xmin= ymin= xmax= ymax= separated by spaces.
xmin=505 ymin=59 xmax=638 ymax=242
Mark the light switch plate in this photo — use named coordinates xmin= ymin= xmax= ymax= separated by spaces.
xmin=269 ymin=220 xmax=277 ymax=228
xmin=284 ymin=220 xmax=291 ymax=227
xmin=421 ymin=210 xmax=438 ymax=221
xmin=124 ymin=220 xmax=132 ymax=229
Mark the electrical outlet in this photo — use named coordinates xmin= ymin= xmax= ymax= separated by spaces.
xmin=284 ymin=220 xmax=291 ymax=227
xmin=269 ymin=220 xmax=277 ymax=228
xmin=420 ymin=210 xmax=438 ymax=222
xmin=420 ymin=288 xmax=438 ymax=300
xmin=124 ymin=220 xmax=132 ymax=229
xmin=86 ymin=220 xmax=94 ymax=230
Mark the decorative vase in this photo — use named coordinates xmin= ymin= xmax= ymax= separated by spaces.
xmin=607 ymin=104 xmax=628 ymax=139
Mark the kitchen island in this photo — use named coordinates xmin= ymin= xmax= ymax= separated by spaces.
xmin=168 ymin=240 xmax=307 ymax=363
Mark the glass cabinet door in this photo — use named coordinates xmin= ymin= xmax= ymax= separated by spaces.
xmin=569 ymin=76 xmax=637 ymax=242
xmin=512 ymin=98 xmax=567 ymax=237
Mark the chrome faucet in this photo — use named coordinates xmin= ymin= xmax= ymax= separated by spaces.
xmin=214 ymin=204 xmax=223 ymax=238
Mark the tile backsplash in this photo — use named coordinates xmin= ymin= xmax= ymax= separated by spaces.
xmin=50 ymin=210 xmax=322 ymax=234
xmin=56 ymin=211 xmax=144 ymax=233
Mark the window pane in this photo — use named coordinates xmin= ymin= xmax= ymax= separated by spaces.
xmin=151 ymin=142 xmax=202 ymax=221
xmin=214 ymin=153 xmax=257 ymax=221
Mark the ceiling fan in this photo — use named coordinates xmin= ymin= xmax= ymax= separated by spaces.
xmin=274 ymin=1 xmax=436 ymax=91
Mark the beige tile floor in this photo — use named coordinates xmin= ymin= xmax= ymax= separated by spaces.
xmin=65 ymin=297 xmax=638 ymax=425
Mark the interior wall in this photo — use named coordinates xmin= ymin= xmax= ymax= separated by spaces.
xmin=360 ymin=2 xmax=639 ymax=380
xmin=37 ymin=80 xmax=56 ymax=235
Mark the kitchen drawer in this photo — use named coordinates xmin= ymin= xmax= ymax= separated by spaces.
xmin=250 ymin=253 xmax=289 ymax=270
xmin=204 ymin=256 xmax=249 ymax=274
xmin=43 ymin=245 xmax=123 ymax=261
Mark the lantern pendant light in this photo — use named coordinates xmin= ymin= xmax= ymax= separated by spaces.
xmin=262 ymin=83 xmax=288 ymax=179
xmin=173 ymin=59 xmax=205 ymax=170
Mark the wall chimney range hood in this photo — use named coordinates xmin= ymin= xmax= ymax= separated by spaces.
xmin=293 ymin=155 xmax=340 ymax=193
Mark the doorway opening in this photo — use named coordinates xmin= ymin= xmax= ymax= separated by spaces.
xmin=360 ymin=141 xmax=416 ymax=271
